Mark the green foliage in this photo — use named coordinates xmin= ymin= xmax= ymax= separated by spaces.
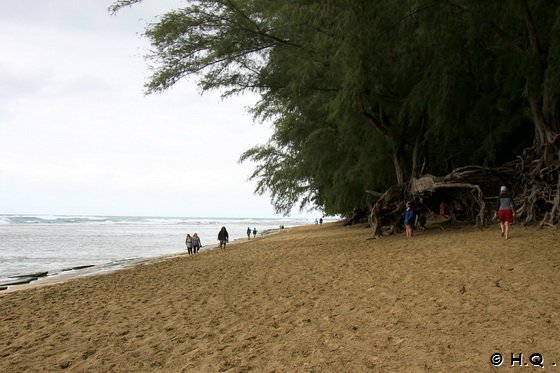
xmin=113 ymin=0 xmax=559 ymax=216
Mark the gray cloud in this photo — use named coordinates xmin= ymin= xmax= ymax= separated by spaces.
xmin=0 ymin=0 xmax=314 ymax=218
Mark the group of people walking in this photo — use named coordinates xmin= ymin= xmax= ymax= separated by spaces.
xmin=186 ymin=225 xmax=262 ymax=253
xmin=402 ymin=184 xmax=516 ymax=239
xmin=188 ymin=183 xmax=516 ymax=251
xmin=246 ymin=227 xmax=257 ymax=239
xmin=184 ymin=233 xmax=202 ymax=255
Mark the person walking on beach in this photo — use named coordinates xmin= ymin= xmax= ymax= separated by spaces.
xmin=192 ymin=233 xmax=202 ymax=254
xmin=252 ymin=227 xmax=257 ymax=238
xmin=247 ymin=227 xmax=251 ymax=240
xmin=185 ymin=234 xmax=193 ymax=255
xmin=218 ymin=227 xmax=229 ymax=249
xmin=403 ymin=202 xmax=415 ymax=238
xmin=495 ymin=185 xmax=516 ymax=240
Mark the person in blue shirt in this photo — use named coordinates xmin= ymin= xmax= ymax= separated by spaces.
xmin=403 ymin=202 xmax=415 ymax=238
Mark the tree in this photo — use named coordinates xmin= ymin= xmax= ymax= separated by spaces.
xmin=111 ymin=0 xmax=559 ymax=225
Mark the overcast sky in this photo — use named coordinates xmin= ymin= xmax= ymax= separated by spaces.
xmin=0 ymin=0 xmax=315 ymax=218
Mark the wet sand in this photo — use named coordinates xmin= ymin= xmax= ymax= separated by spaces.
xmin=1 ymin=222 xmax=559 ymax=372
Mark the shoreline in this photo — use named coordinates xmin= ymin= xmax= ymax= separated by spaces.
xmin=0 ymin=215 xmax=322 ymax=288
xmin=2 ymin=222 xmax=558 ymax=371
xmin=0 ymin=226 xmax=288 ymax=294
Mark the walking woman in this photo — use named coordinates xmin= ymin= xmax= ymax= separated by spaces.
xmin=495 ymin=185 xmax=516 ymax=240
xmin=185 ymin=233 xmax=193 ymax=255
xmin=192 ymin=233 xmax=202 ymax=254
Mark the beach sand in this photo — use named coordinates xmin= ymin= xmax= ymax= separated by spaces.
xmin=1 ymin=222 xmax=559 ymax=372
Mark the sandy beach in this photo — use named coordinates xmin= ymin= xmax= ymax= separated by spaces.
xmin=1 ymin=222 xmax=560 ymax=372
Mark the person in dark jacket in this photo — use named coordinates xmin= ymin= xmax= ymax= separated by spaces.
xmin=495 ymin=185 xmax=516 ymax=240
xmin=247 ymin=227 xmax=251 ymax=240
xmin=218 ymin=227 xmax=229 ymax=249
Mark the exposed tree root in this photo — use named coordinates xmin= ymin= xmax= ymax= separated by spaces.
xmin=368 ymin=143 xmax=560 ymax=237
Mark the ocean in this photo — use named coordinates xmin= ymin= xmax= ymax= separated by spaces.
xmin=0 ymin=214 xmax=323 ymax=284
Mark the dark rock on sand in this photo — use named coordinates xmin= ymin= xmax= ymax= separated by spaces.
xmin=61 ymin=265 xmax=95 ymax=272
xmin=13 ymin=271 xmax=48 ymax=278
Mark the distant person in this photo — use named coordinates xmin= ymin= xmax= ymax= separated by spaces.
xmin=252 ymin=227 xmax=257 ymax=238
xmin=218 ymin=227 xmax=229 ymax=249
xmin=319 ymin=217 xmax=323 ymax=225
xmin=315 ymin=218 xmax=318 ymax=224
xmin=247 ymin=227 xmax=252 ymax=240
xmin=495 ymin=185 xmax=516 ymax=240
xmin=439 ymin=201 xmax=446 ymax=217
xmin=185 ymin=233 xmax=193 ymax=255
xmin=192 ymin=233 xmax=202 ymax=253
xmin=403 ymin=202 xmax=415 ymax=238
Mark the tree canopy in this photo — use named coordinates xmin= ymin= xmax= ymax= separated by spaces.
xmin=112 ymin=0 xmax=560 ymax=221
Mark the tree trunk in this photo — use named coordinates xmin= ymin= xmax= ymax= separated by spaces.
xmin=411 ymin=117 xmax=427 ymax=178
xmin=522 ymin=0 xmax=559 ymax=148
xmin=529 ymin=95 xmax=556 ymax=147
xmin=369 ymin=184 xmax=407 ymax=237
xmin=392 ymin=149 xmax=405 ymax=185
xmin=360 ymin=99 xmax=415 ymax=185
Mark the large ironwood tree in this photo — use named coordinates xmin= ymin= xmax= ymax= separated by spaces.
xmin=112 ymin=0 xmax=560 ymax=228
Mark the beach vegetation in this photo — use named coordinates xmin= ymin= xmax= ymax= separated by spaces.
xmin=111 ymin=0 xmax=560 ymax=230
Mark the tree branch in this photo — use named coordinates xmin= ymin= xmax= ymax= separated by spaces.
xmin=220 ymin=0 xmax=303 ymax=49
xmin=443 ymin=0 xmax=525 ymax=54
xmin=523 ymin=0 xmax=541 ymax=56
xmin=359 ymin=96 xmax=389 ymax=135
